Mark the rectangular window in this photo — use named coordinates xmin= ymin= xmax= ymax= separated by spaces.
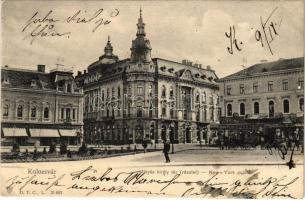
xmin=240 ymin=84 xmax=245 ymax=94
xmin=149 ymin=105 xmax=153 ymax=118
xmin=282 ymin=79 xmax=288 ymax=90
xmin=253 ymin=83 xmax=258 ymax=93
xmin=227 ymin=86 xmax=231 ymax=95
xmin=162 ymin=107 xmax=166 ymax=116
xmin=209 ymin=96 xmax=213 ymax=105
xmin=72 ymin=108 xmax=76 ymax=120
xmin=196 ymin=110 xmax=200 ymax=121
xmin=66 ymin=108 xmax=71 ymax=120
xmin=61 ymin=108 xmax=64 ymax=119
xmin=118 ymin=87 xmax=121 ymax=98
xmin=268 ymin=81 xmax=273 ymax=92
xmin=3 ymin=105 xmax=9 ymax=117
xmin=137 ymin=106 xmax=142 ymax=117
xmin=210 ymin=108 xmax=214 ymax=121
xmin=101 ymin=90 xmax=104 ymax=101
xmin=117 ymin=105 xmax=121 ymax=116
xmin=137 ymin=86 xmax=143 ymax=95
xmin=128 ymin=85 xmax=132 ymax=95
xmin=31 ymin=107 xmax=36 ymax=118
xmin=128 ymin=103 xmax=131 ymax=117
xmin=170 ymin=109 xmax=174 ymax=118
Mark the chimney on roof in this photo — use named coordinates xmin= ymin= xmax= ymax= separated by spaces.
xmin=206 ymin=65 xmax=211 ymax=70
xmin=199 ymin=64 xmax=202 ymax=68
xmin=37 ymin=64 xmax=45 ymax=73
xmin=77 ymin=71 xmax=82 ymax=76
xmin=84 ymin=70 xmax=87 ymax=74
xmin=4 ymin=65 xmax=8 ymax=68
xmin=182 ymin=59 xmax=187 ymax=65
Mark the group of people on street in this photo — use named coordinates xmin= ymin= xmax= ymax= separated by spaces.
xmin=217 ymin=128 xmax=302 ymax=151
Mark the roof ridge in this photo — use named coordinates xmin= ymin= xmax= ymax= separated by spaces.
xmin=1 ymin=67 xmax=45 ymax=74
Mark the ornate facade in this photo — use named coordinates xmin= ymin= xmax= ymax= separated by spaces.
xmin=76 ymin=10 xmax=219 ymax=145
xmin=1 ymin=65 xmax=84 ymax=146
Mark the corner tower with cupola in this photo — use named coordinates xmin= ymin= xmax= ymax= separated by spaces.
xmin=76 ymin=8 xmax=220 ymax=146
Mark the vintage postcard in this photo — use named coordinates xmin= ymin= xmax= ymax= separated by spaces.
xmin=0 ymin=0 xmax=304 ymax=199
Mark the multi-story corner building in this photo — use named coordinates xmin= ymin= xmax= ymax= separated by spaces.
xmin=218 ymin=57 xmax=304 ymax=142
xmin=75 ymin=10 xmax=220 ymax=145
xmin=1 ymin=65 xmax=84 ymax=146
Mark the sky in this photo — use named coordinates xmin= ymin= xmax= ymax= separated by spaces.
xmin=1 ymin=0 xmax=304 ymax=78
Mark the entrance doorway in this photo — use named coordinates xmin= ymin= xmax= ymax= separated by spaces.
xmin=186 ymin=127 xmax=191 ymax=143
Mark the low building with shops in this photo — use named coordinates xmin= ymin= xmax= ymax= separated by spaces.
xmin=1 ymin=65 xmax=84 ymax=147
xmin=218 ymin=57 xmax=304 ymax=146
xmin=75 ymin=9 xmax=220 ymax=145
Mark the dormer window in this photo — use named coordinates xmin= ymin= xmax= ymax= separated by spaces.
xmin=31 ymin=79 xmax=37 ymax=87
xmin=168 ymin=68 xmax=174 ymax=73
xmin=160 ymin=66 xmax=166 ymax=71
xmin=201 ymin=75 xmax=206 ymax=79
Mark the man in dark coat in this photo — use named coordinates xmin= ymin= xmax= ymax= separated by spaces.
xmin=163 ymin=141 xmax=170 ymax=163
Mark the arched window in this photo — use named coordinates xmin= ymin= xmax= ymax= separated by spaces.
xmin=254 ymin=102 xmax=259 ymax=115
xmin=299 ymin=98 xmax=304 ymax=111
xmin=31 ymin=106 xmax=37 ymax=118
xmin=44 ymin=107 xmax=49 ymax=119
xmin=240 ymin=103 xmax=245 ymax=116
xmin=269 ymin=101 xmax=274 ymax=117
xmin=227 ymin=104 xmax=232 ymax=116
xmin=3 ymin=104 xmax=9 ymax=117
xmin=17 ymin=105 xmax=23 ymax=118
xmin=169 ymin=87 xmax=174 ymax=98
xmin=283 ymin=99 xmax=289 ymax=113
xmin=195 ymin=92 xmax=200 ymax=102
xmin=162 ymin=85 xmax=166 ymax=98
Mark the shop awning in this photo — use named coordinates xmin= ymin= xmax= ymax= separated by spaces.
xmin=59 ymin=129 xmax=78 ymax=137
xmin=2 ymin=128 xmax=28 ymax=137
xmin=29 ymin=129 xmax=60 ymax=138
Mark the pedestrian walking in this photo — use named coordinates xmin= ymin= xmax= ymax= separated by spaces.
xmin=142 ymin=139 xmax=148 ymax=153
xmin=163 ymin=141 xmax=171 ymax=163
